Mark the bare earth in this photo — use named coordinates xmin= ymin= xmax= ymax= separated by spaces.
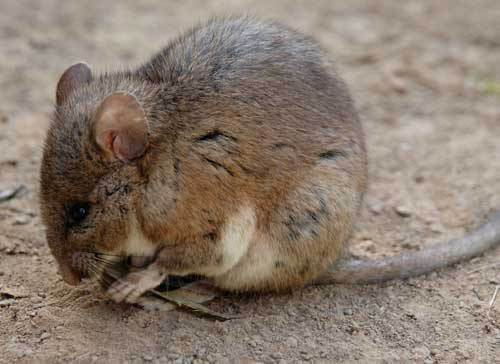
xmin=1 ymin=1 xmax=499 ymax=363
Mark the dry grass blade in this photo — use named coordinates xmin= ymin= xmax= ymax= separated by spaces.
xmin=488 ymin=285 xmax=499 ymax=309
xmin=151 ymin=283 xmax=239 ymax=321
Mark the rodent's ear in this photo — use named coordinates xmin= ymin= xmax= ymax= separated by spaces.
xmin=56 ymin=62 xmax=92 ymax=105
xmin=93 ymin=93 xmax=148 ymax=163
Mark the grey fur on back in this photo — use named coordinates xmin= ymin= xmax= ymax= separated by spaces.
xmin=136 ymin=17 xmax=340 ymax=98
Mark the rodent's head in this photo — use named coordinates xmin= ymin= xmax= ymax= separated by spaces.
xmin=40 ymin=63 xmax=153 ymax=285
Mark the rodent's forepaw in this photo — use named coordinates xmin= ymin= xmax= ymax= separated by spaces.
xmin=107 ymin=267 xmax=166 ymax=304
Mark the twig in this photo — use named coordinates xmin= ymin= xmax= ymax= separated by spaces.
xmin=472 ymin=288 xmax=482 ymax=301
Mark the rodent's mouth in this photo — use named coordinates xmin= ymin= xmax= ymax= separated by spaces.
xmin=58 ymin=263 xmax=83 ymax=286
xmin=126 ymin=255 xmax=153 ymax=268
xmin=69 ymin=251 xmax=153 ymax=289
xmin=71 ymin=251 xmax=125 ymax=286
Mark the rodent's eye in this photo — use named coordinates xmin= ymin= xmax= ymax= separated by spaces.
xmin=67 ymin=203 xmax=90 ymax=227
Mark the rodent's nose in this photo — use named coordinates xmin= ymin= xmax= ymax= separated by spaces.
xmin=58 ymin=264 xmax=82 ymax=286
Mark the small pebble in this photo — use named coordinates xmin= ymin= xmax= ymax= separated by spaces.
xmin=300 ymin=351 xmax=314 ymax=360
xmin=395 ymin=205 xmax=412 ymax=217
xmin=0 ymin=299 xmax=16 ymax=307
xmin=270 ymin=352 xmax=283 ymax=359
xmin=13 ymin=216 xmax=30 ymax=225
xmin=143 ymin=355 xmax=153 ymax=361
xmin=40 ymin=332 xmax=51 ymax=341
xmin=430 ymin=223 xmax=444 ymax=233
xmin=343 ymin=308 xmax=353 ymax=316
xmin=31 ymin=296 xmax=43 ymax=304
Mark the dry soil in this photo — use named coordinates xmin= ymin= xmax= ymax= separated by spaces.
xmin=1 ymin=1 xmax=499 ymax=363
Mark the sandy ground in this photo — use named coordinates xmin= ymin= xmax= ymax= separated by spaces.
xmin=1 ymin=0 xmax=500 ymax=363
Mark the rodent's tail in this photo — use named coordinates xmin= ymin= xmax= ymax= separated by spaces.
xmin=315 ymin=211 xmax=500 ymax=285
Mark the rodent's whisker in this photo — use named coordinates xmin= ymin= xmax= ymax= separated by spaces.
xmin=85 ymin=261 xmax=120 ymax=289
xmin=92 ymin=256 xmax=120 ymax=266
xmin=94 ymin=258 xmax=127 ymax=276
xmin=95 ymin=273 xmax=116 ymax=290
xmin=85 ymin=261 xmax=106 ymax=276
xmin=89 ymin=260 xmax=122 ymax=276
xmin=99 ymin=269 xmax=123 ymax=287
xmin=98 ymin=270 xmax=117 ymax=286
xmin=80 ymin=251 xmax=122 ymax=258
xmin=81 ymin=250 xmax=153 ymax=259
xmin=85 ymin=267 xmax=102 ymax=281
xmin=85 ymin=257 xmax=117 ymax=275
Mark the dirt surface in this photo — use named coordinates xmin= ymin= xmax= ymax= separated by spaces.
xmin=1 ymin=1 xmax=500 ymax=363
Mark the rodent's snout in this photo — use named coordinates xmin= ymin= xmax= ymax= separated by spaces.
xmin=54 ymin=251 xmax=91 ymax=285
xmin=58 ymin=263 xmax=82 ymax=286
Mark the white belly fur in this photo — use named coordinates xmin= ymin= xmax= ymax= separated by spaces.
xmin=214 ymin=235 xmax=277 ymax=290
xmin=197 ymin=204 xmax=258 ymax=277
xmin=213 ymin=209 xmax=277 ymax=290
xmin=120 ymin=215 xmax=158 ymax=258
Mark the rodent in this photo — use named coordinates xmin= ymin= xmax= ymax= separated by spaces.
xmin=39 ymin=16 xmax=500 ymax=304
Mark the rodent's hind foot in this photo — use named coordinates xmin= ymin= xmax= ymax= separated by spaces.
xmin=107 ymin=264 xmax=167 ymax=304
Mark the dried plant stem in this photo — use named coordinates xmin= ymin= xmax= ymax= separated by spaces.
xmin=488 ymin=285 xmax=499 ymax=309
xmin=151 ymin=288 xmax=238 ymax=321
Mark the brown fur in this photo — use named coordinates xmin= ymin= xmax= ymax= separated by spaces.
xmin=40 ymin=16 xmax=367 ymax=301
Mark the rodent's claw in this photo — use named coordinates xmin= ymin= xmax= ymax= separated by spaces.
xmin=107 ymin=267 xmax=166 ymax=304
xmin=107 ymin=279 xmax=139 ymax=303
xmin=135 ymin=296 xmax=169 ymax=312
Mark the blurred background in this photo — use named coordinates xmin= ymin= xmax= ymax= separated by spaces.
xmin=1 ymin=1 xmax=499 ymax=362
xmin=1 ymin=0 xmax=500 ymax=114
